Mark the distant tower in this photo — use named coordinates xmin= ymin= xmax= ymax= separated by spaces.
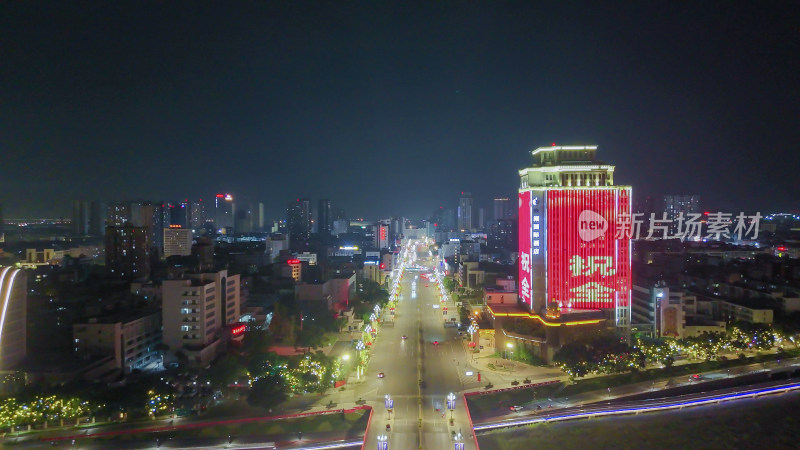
xmin=89 ymin=201 xmax=107 ymax=236
xmin=493 ymin=198 xmax=511 ymax=221
xmin=190 ymin=199 xmax=205 ymax=229
xmin=318 ymin=199 xmax=332 ymax=242
xmin=214 ymin=194 xmax=235 ymax=234
xmin=105 ymin=224 xmax=151 ymax=280
xmin=287 ymin=198 xmax=312 ymax=251
xmin=458 ymin=192 xmax=474 ymax=231
xmin=71 ymin=201 xmax=89 ymax=236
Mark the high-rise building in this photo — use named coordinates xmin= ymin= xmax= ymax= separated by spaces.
xmin=0 ymin=204 xmax=4 ymax=246
xmin=376 ymin=220 xmax=390 ymax=250
xmin=167 ymin=202 xmax=189 ymax=229
xmin=663 ymin=195 xmax=701 ymax=221
xmin=190 ymin=200 xmax=205 ymax=229
xmin=214 ymin=194 xmax=235 ymax=233
xmin=477 ymin=208 xmax=485 ymax=230
xmin=493 ymin=198 xmax=511 ymax=221
xmin=287 ymin=198 xmax=312 ymax=251
xmin=105 ymin=224 xmax=151 ymax=280
xmin=488 ymin=219 xmax=516 ymax=251
xmin=162 ymin=278 xmax=220 ymax=367
xmin=458 ymin=192 xmax=474 ymax=231
xmin=0 ymin=267 xmax=26 ymax=370
xmin=234 ymin=203 xmax=255 ymax=234
xmin=89 ymin=201 xmax=107 ymax=236
xmin=71 ymin=201 xmax=89 ymax=236
xmin=163 ymin=227 xmax=193 ymax=258
xmin=162 ymin=269 xmax=241 ymax=367
xmin=518 ymin=145 xmax=632 ymax=335
xmin=108 ymin=201 xmax=130 ymax=226
xmin=318 ymin=199 xmax=332 ymax=241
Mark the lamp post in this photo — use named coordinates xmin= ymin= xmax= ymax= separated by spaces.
xmin=377 ymin=434 xmax=388 ymax=450
xmin=454 ymin=431 xmax=465 ymax=450
xmin=356 ymin=340 xmax=365 ymax=379
xmin=446 ymin=392 xmax=456 ymax=420
xmin=385 ymin=394 xmax=394 ymax=420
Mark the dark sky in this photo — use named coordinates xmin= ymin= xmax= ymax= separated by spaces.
xmin=2 ymin=1 xmax=799 ymax=220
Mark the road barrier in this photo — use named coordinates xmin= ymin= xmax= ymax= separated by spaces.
xmin=43 ymin=405 xmax=373 ymax=442
xmin=464 ymin=380 xmax=560 ymax=397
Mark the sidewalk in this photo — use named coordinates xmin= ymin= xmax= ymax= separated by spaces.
xmin=461 ymin=340 xmax=565 ymax=389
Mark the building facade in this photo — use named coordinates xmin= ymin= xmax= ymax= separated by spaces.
xmin=0 ymin=267 xmax=26 ymax=370
xmin=105 ymin=224 xmax=151 ymax=280
xmin=518 ymin=145 xmax=632 ymax=334
xmin=72 ymin=200 xmax=90 ymax=236
xmin=73 ymin=311 xmax=162 ymax=373
xmin=214 ymin=194 xmax=235 ymax=233
xmin=318 ymin=199 xmax=332 ymax=241
xmin=458 ymin=192 xmax=474 ymax=231
xmin=163 ymin=227 xmax=193 ymax=258
xmin=287 ymin=198 xmax=312 ymax=251
xmin=162 ymin=278 xmax=220 ymax=367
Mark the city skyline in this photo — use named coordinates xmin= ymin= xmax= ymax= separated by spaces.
xmin=2 ymin=2 xmax=799 ymax=220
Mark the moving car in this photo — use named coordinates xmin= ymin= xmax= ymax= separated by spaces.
xmin=377 ymin=372 xmax=385 ymax=378
xmin=433 ymin=340 xmax=439 ymax=345
xmin=509 ymin=405 xmax=524 ymax=411
xmin=401 ymin=335 xmax=408 ymax=339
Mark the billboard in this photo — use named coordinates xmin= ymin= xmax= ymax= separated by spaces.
xmin=545 ymin=188 xmax=631 ymax=310
xmin=378 ymin=224 xmax=389 ymax=249
xmin=518 ymin=191 xmax=532 ymax=308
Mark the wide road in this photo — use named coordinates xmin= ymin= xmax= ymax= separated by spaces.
xmin=363 ymin=252 xmax=477 ymax=450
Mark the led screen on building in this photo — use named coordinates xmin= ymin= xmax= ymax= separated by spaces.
xmin=518 ymin=191 xmax=532 ymax=308
xmin=545 ymin=188 xmax=631 ymax=310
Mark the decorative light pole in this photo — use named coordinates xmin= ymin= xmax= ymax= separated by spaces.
xmin=446 ymin=392 xmax=456 ymax=420
xmin=454 ymin=431 xmax=465 ymax=450
xmin=356 ymin=340 xmax=365 ymax=379
xmin=377 ymin=434 xmax=388 ymax=450
xmin=384 ymin=393 xmax=394 ymax=420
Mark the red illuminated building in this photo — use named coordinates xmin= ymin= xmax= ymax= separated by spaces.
xmin=514 ymin=145 xmax=632 ymax=335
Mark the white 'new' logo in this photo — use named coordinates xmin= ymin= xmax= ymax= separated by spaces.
xmin=578 ymin=210 xmax=607 ymax=242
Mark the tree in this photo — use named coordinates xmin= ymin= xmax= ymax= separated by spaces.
xmin=247 ymin=352 xmax=285 ymax=379
xmin=247 ymin=375 xmax=288 ymax=410
xmin=442 ymin=277 xmax=456 ymax=293
xmin=208 ymin=355 xmax=246 ymax=388
xmin=242 ymin=329 xmax=273 ymax=355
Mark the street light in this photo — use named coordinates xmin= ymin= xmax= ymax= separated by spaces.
xmin=341 ymin=354 xmax=350 ymax=361
xmin=446 ymin=392 xmax=456 ymax=420
xmin=355 ymin=340 xmax=365 ymax=379
xmin=454 ymin=431 xmax=465 ymax=450
xmin=377 ymin=434 xmax=388 ymax=450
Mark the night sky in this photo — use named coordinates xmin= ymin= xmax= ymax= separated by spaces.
xmin=2 ymin=1 xmax=798 ymax=220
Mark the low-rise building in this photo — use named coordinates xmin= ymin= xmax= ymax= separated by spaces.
xmin=73 ymin=310 xmax=162 ymax=373
xmin=718 ymin=299 xmax=773 ymax=324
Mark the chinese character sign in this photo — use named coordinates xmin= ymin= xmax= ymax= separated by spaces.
xmin=614 ymin=211 xmax=762 ymax=241
xmin=518 ymin=190 xmax=533 ymax=308
xmin=547 ymin=188 xmax=631 ymax=309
